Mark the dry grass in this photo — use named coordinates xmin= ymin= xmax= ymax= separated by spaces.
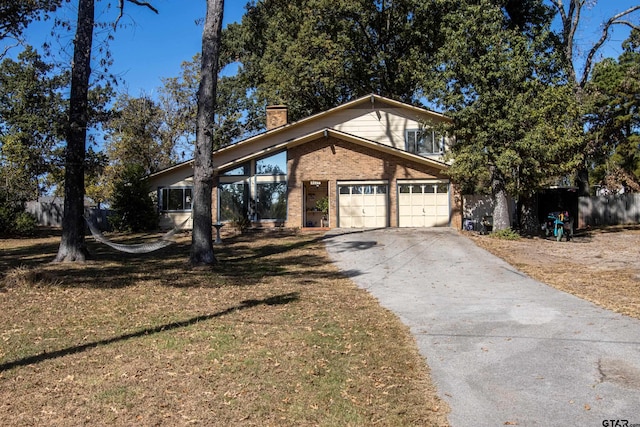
xmin=467 ymin=226 xmax=640 ymax=320
xmin=0 ymin=229 xmax=448 ymax=426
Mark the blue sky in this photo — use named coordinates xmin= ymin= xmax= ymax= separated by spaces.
xmin=6 ymin=1 xmax=640 ymax=98
xmin=15 ymin=0 xmax=248 ymax=96
xmin=100 ymin=0 xmax=248 ymax=96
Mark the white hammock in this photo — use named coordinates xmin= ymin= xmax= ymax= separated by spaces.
xmin=85 ymin=217 xmax=189 ymax=254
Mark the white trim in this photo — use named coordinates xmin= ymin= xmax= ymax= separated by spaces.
xmin=337 ymin=180 xmax=389 ymax=186
xmin=255 ymin=175 xmax=287 ymax=183
xmin=398 ymin=179 xmax=449 ymax=184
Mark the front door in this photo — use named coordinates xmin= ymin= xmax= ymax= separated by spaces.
xmin=304 ymin=181 xmax=329 ymax=227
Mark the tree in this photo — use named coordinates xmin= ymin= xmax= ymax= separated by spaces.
xmin=109 ymin=163 xmax=158 ymax=232
xmin=190 ymin=0 xmax=224 ymax=267
xmin=104 ymin=93 xmax=176 ymax=175
xmin=586 ymin=29 xmax=640 ymax=193
xmin=431 ymin=0 xmax=583 ymax=232
xmin=0 ymin=0 xmax=64 ymax=57
xmin=548 ymin=0 xmax=640 ymax=196
xmin=54 ymin=0 xmax=96 ymax=262
xmin=0 ymin=46 xmax=74 ymax=237
xmin=158 ymin=56 xmax=199 ymax=160
xmin=54 ymin=0 xmax=158 ymax=262
xmin=0 ymin=46 xmax=67 ymax=202
xmin=159 ymin=53 xmax=266 ymax=152
xmin=224 ymin=0 xmax=444 ymax=122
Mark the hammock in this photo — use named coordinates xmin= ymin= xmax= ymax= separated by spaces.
xmin=85 ymin=217 xmax=190 ymax=254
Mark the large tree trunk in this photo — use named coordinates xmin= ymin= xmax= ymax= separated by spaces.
xmin=518 ymin=194 xmax=539 ymax=236
xmin=575 ymin=166 xmax=590 ymax=197
xmin=54 ymin=0 xmax=94 ymax=262
xmin=491 ymin=167 xmax=510 ymax=231
xmin=190 ymin=0 xmax=224 ymax=266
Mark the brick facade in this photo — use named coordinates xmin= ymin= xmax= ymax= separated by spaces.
xmin=210 ymin=134 xmax=462 ymax=229
xmin=287 ymin=135 xmax=462 ymax=229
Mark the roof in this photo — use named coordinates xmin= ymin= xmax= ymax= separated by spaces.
xmin=147 ymin=158 xmax=194 ymax=179
xmin=213 ymin=94 xmax=450 ymax=159
xmin=148 ymin=94 xmax=450 ymax=180
xmin=216 ymin=127 xmax=449 ymax=172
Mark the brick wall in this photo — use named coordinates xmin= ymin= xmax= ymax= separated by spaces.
xmin=287 ymin=135 xmax=460 ymax=228
xmin=211 ymin=135 xmax=462 ymax=229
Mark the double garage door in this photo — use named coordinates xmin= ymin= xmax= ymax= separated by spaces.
xmin=337 ymin=180 xmax=450 ymax=228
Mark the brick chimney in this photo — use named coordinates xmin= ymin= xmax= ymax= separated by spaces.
xmin=266 ymin=105 xmax=288 ymax=130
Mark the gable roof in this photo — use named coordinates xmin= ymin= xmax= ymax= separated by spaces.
xmin=148 ymin=94 xmax=450 ymax=180
xmin=214 ymin=94 xmax=450 ymax=158
xmin=217 ymin=127 xmax=449 ymax=173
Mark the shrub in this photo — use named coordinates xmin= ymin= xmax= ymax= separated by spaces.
xmin=109 ymin=165 xmax=159 ymax=232
xmin=230 ymin=215 xmax=252 ymax=233
xmin=13 ymin=212 xmax=38 ymax=235
xmin=0 ymin=200 xmax=37 ymax=237
xmin=490 ymin=227 xmax=520 ymax=240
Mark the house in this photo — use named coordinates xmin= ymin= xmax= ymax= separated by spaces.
xmin=147 ymin=94 xmax=462 ymax=230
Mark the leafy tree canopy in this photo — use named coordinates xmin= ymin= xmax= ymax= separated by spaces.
xmin=223 ymin=0 xmax=444 ymax=123
xmin=431 ymin=0 xmax=583 ymax=231
xmin=0 ymin=46 xmax=67 ymax=201
xmin=0 ymin=0 xmax=64 ymax=50
xmin=103 ymin=93 xmax=174 ymax=176
xmin=586 ymin=29 xmax=640 ymax=193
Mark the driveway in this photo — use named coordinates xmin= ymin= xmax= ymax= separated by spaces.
xmin=324 ymin=227 xmax=640 ymax=427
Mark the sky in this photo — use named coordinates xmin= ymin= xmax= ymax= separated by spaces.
xmin=6 ymin=0 xmax=640 ymax=98
xmin=7 ymin=0 xmax=248 ymax=97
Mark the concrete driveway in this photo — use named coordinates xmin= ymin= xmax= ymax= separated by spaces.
xmin=324 ymin=227 xmax=640 ymax=427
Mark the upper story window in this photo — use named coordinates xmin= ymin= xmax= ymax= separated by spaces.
xmin=256 ymin=151 xmax=287 ymax=175
xmin=406 ymin=129 xmax=444 ymax=155
xmin=222 ymin=163 xmax=249 ymax=176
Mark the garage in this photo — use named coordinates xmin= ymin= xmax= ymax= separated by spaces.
xmin=338 ymin=182 xmax=388 ymax=228
xmin=398 ymin=180 xmax=450 ymax=227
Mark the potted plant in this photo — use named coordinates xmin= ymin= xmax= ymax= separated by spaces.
xmin=315 ymin=196 xmax=329 ymax=227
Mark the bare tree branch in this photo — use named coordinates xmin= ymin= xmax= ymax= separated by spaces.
xmin=614 ymin=20 xmax=640 ymax=31
xmin=550 ymin=1 xmax=640 ymax=87
xmin=580 ymin=5 xmax=640 ymax=86
xmin=114 ymin=0 xmax=159 ymax=28
xmin=115 ymin=0 xmax=125 ymax=27
xmin=126 ymin=0 xmax=159 ymax=14
xmin=0 ymin=42 xmax=18 ymax=60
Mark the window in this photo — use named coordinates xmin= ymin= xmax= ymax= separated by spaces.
xmin=222 ymin=163 xmax=249 ymax=176
xmin=256 ymin=151 xmax=287 ymax=175
xmin=406 ymin=129 xmax=444 ymax=155
xmin=217 ymin=151 xmax=289 ymax=223
xmin=219 ymin=183 xmax=248 ymax=221
xmin=159 ymin=187 xmax=192 ymax=211
xmin=256 ymin=182 xmax=287 ymax=220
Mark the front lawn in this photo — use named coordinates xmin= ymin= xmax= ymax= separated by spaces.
xmin=0 ymin=230 xmax=448 ymax=426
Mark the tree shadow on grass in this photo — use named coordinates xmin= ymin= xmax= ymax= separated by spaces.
xmin=1 ymin=230 xmax=355 ymax=289
xmin=0 ymin=292 xmax=299 ymax=372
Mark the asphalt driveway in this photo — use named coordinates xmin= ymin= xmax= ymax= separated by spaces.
xmin=324 ymin=227 xmax=640 ymax=427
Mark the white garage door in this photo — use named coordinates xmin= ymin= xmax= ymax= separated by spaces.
xmin=338 ymin=183 xmax=388 ymax=228
xmin=398 ymin=181 xmax=450 ymax=227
